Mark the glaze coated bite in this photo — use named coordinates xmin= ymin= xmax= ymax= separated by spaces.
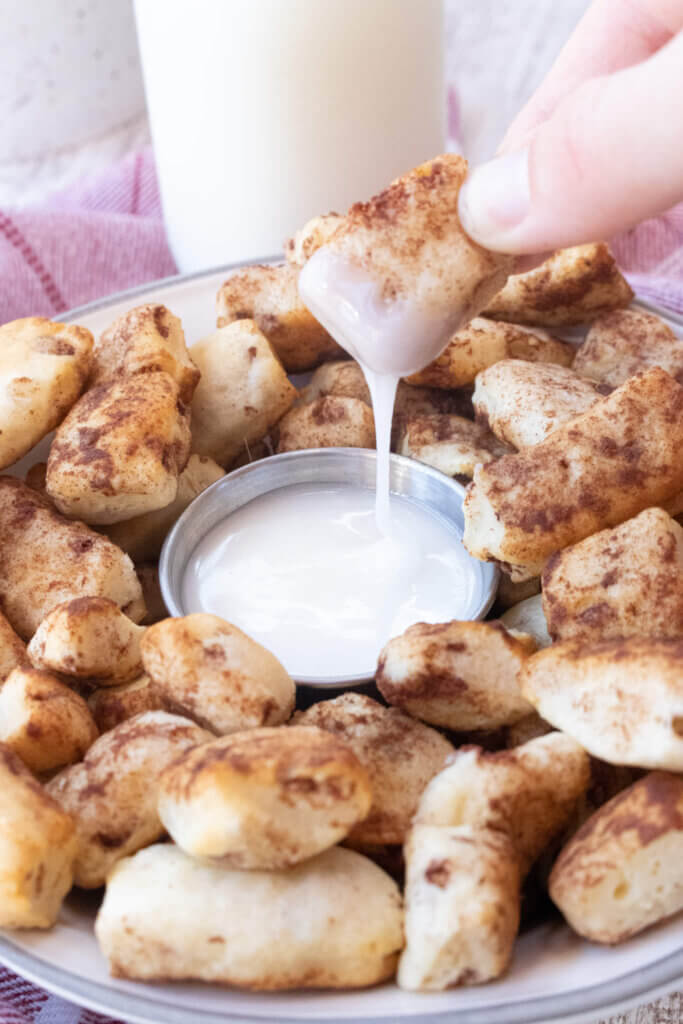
xmin=95 ymin=844 xmax=403 ymax=989
xmin=46 ymin=710 xmax=212 ymax=888
xmin=158 ymin=726 xmax=372 ymax=868
xmin=0 ymin=478 xmax=145 ymax=638
xmin=294 ymin=692 xmax=453 ymax=846
xmin=140 ymin=614 xmax=295 ymax=734
xmin=483 ymin=243 xmax=633 ymax=326
xmin=398 ymin=413 xmax=511 ymax=477
xmin=549 ymin=772 xmax=683 ymax=943
xmin=0 ymin=744 xmax=78 ymax=929
xmin=376 ymin=620 xmax=535 ymax=730
xmin=464 ymin=367 xmax=683 ymax=581
xmin=46 ymin=372 xmax=192 ymax=525
xmin=542 ymin=508 xmax=683 ymax=644
xmin=0 ymin=317 xmax=93 ymax=470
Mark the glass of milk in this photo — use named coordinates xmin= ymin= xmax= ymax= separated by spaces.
xmin=134 ymin=0 xmax=445 ymax=272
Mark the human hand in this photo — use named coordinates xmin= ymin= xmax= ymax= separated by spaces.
xmin=458 ymin=0 xmax=683 ymax=255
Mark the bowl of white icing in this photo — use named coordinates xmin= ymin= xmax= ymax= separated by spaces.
xmin=160 ymin=448 xmax=498 ymax=687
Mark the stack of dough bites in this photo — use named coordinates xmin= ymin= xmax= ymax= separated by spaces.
xmin=2 ymin=148 xmax=683 ymax=1004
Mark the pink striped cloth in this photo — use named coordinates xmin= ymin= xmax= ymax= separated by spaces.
xmin=0 ymin=147 xmax=682 ymax=1024
xmin=1 ymin=143 xmax=683 ymax=326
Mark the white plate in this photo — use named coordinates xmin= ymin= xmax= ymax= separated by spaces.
xmin=1 ymin=264 xmax=682 ymax=1024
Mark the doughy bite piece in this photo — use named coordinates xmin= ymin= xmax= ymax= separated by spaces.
xmin=294 ymin=693 xmax=453 ymax=846
xmin=0 ymin=478 xmax=145 ymax=639
xmin=464 ymin=367 xmax=683 ymax=581
xmin=276 ymin=395 xmax=375 ymax=453
xmin=104 ymin=454 xmax=224 ymax=562
xmin=158 ymin=726 xmax=372 ymax=868
xmin=46 ymin=711 xmax=212 ymax=888
xmin=0 ymin=666 xmax=98 ymax=776
xmin=190 ymin=320 xmax=297 ymax=467
xmin=216 ymin=263 xmax=343 ymax=372
xmin=0 ymin=317 xmax=93 ymax=470
xmin=306 ymin=359 xmax=370 ymax=404
xmin=473 ymin=360 xmax=601 ymax=449
xmin=46 ymin=372 xmax=192 ymax=525
xmin=0 ymin=744 xmax=78 ymax=929
xmin=398 ymin=825 xmax=520 ymax=991
xmin=140 ymin=614 xmax=295 ymax=734
xmin=550 ymin=772 xmax=683 ymax=943
xmin=484 ymin=243 xmax=633 ymax=326
xmin=88 ymin=675 xmax=161 ymax=732
xmin=376 ymin=621 xmax=535 ymax=731
xmin=574 ymin=308 xmax=683 ymax=389
xmin=0 ymin=611 xmax=26 ymax=681
xmin=92 ymin=304 xmax=200 ymax=403
xmin=542 ymin=508 xmax=683 ymax=644
xmin=398 ymin=413 xmax=511 ymax=477
xmin=284 ymin=212 xmax=344 ymax=265
xmin=95 ymin=843 xmax=403 ymax=988
xmin=500 ymin=594 xmax=551 ymax=649
xmin=28 ymin=596 xmax=145 ymax=685
xmin=415 ymin=734 xmax=590 ymax=875
xmin=407 ymin=319 xmax=574 ymax=390
xmin=520 ymin=638 xmax=683 ymax=770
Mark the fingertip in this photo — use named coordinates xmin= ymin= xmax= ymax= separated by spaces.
xmin=458 ymin=150 xmax=532 ymax=254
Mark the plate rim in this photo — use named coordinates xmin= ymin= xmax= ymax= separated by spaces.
xmin=4 ymin=262 xmax=679 ymax=1023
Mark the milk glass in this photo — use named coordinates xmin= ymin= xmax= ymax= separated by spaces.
xmin=134 ymin=0 xmax=445 ymax=272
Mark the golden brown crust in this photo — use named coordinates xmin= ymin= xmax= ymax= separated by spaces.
xmin=46 ymin=710 xmax=212 ymax=888
xmin=46 ymin=372 xmax=192 ymax=525
xmin=0 ymin=609 xmax=27 ymax=681
xmin=0 ymin=666 xmax=98 ymax=776
xmin=93 ymin=304 xmax=200 ymax=404
xmin=464 ymin=368 xmax=683 ymax=580
xmin=541 ymin=508 xmax=683 ymax=644
xmin=88 ymin=675 xmax=161 ymax=732
xmin=574 ymin=308 xmax=683 ymax=389
xmin=407 ymin=319 xmax=574 ymax=390
xmin=549 ymin=772 xmax=683 ymax=943
xmin=216 ymin=264 xmax=343 ymax=372
xmin=140 ymin=614 xmax=295 ymax=735
xmin=376 ymin=620 xmax=535 ymax=731
xmin=284 ymin=213 xmax=344 ymax=266
xmin=0 ymin=477 xmax=145 ymax=638
xmin=190 ymin=320 xmax=297 ymax=467
xmin=158 ymin=726 xmax=372 ymax=868
xmin=484 ymin=244 xmax=633 ymax=326
xmin=275 ymin=395 xmax=375 ymax=453
xmin=293 ymin=693 xmax=453 ymax=846
xmin=0 ymin=317 xmax=93 ymax=470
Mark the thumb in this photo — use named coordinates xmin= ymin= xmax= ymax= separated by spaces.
xmin=458 ymin=30 xmax=683 ymax=254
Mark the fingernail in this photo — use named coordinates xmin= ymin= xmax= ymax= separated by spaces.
xmin=458 ymin=148 xmax=531 ymax=249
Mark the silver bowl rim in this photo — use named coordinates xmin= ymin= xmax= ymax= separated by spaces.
xmin=159 ymin=447 xmax=499 ymax=687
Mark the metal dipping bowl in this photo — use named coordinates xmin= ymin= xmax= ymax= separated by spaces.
xmin=160 ymin=448 xmax=498 ymax=687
